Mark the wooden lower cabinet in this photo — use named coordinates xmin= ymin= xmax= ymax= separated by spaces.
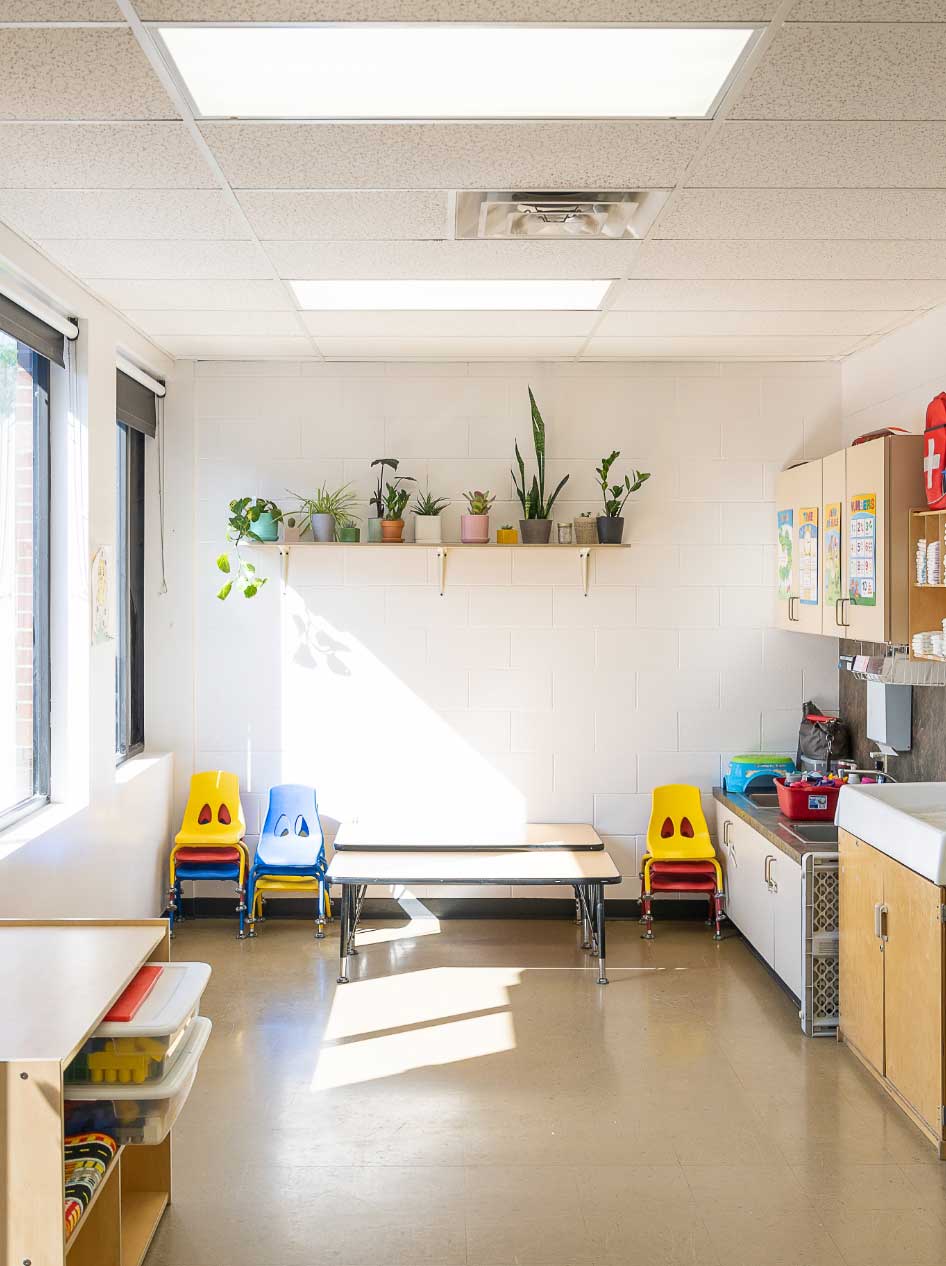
xmin=839 ymin=828 xmax=946 ymax=1156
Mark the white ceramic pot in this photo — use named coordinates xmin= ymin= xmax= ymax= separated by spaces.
xmin=414 ymin=515 xmax=442 ymax=544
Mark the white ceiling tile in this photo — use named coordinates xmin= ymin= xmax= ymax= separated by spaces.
xmin=0 ymin=190 xmax=249 ymax=240
xmin=0 ymin=29 xmax=178 ymax=121
xmin=201 ymin=121 xmax=704 ymax=190
xmin=43 ymin=239 xmax=274 ymax=279
xmin=267 ymin=240 xmax=637 ymax=280
xmin=125 ymin=310 xmax=305 ymax=337
xmin=89 ymin=279 xmax=293 ymax=310
xmin=0 ymin=123 xmax=213 ymax=190
xmin=610 ymin=278 xmax=946 ymax=311
xmin=0 ymin=2 xmax=119 ymax=14
xmin=157 ymin=336 xmax=314 ymax=358
xmin=596 ymin=310 xmax=907 ymax=337
xmin=658 ymin=189 xmax=946 ymax=240
xmin=789 ymin=2 xmax=946 ymax=17
xmin=300 ymin=311 xmax=598 ymax=337
xmin=236 ymin=190 xmax=448 ymax=240
xmin=732 ymin=24 xmax=946 ymax=120
xmin=584 ymin=335 xmax=860 ymax=359
xmin=687 ymin=121 xmax=946 ymax=188
xmin=137 ymin=2 xmax=778 ymax=19
xmin=634 ymin=239 xmax=946 ymax=281
xmin=312 ymin=336 xmax=584 ymax=360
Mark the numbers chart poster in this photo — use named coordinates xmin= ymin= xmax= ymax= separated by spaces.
xmin=777 ymin=509 xmax=793 ymax=600
xmin=849 ymin=492 xmax=877 ymax=607
xmin=824 ymin=502 xmax=842 ymax=606
xmin=798 ymin=507 xmax=819 ymax=605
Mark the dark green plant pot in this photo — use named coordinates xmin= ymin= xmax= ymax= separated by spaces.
xmin=337 ymin=525 xmax=360 ymax=542
xmin=519 ymin=519 xmax=552 ymax=544
xmin=596 ymin=516 xmax=624 ymax=544
xmin=254 ymin=511 xmax=279 ymax=542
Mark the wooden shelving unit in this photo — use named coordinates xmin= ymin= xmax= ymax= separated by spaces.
xmin=0 ymin=919 xmax=174 ymax=1266
xmin=909 ymin=507 xmax=946 ymax=661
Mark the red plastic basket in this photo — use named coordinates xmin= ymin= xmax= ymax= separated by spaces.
xmin=775 ymin=777 xmax=841 ymax=822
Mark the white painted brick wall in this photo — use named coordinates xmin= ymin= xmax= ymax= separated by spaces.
xmin=183 ymin=359 xmax=842 ymax=902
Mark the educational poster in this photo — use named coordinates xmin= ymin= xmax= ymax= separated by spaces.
xmin=91 ymin=545 xmax=115 ymax=643
xmin=799 ymin=507 xmax=819 ymax=605
xmin=824 ymin=502 xmax=842 ymax=606
xmin=777 ymin=509 xmax=793 ymax=599
xmin=848 ymin=492 xmax=877 ymax=607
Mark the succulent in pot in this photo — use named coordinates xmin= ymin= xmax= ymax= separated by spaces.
xmin=369 ymin=457 xmax=412 ymax=541
xmin=412 ymin=485 xmax=450 ymax=544
xmin=595 ymin=451 xmax=650 ymax=545
xmin=215 ymin=496 xmax=283 ymax=600
xmin=461 ymin=489 xmax=495 ymax=544
xmin=574 ymin=510 xmax=597 ymax=545
xmin=281 ymin=511 xmax=308 ymax=543
xmin=512 ymin=387 xmax=569 ymax=544
xmin=496 ymin=523 xmax=518 ymax=545
xmin=382 ymin=480 xmax=412 ymax=542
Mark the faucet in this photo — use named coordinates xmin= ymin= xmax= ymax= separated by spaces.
xmin=836 ymin=757 xmax=897 ymax=784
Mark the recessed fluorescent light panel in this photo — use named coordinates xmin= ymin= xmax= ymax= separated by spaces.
xmin=156 ymin=24 xmax=759 ymax=120
xmin=289 ymin=280 xmax=612 ymax=310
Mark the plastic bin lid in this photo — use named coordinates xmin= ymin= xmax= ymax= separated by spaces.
xmin=96 ymin=962 xmax=211 ymax=1038
xmin=66 ymin=1017 xmax=212 ymax=1102
xmin=729 ymin=754 xmax=794 ymax=768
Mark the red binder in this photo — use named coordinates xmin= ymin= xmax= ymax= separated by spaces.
xmin=103 ymin=964 xmax=162 ymax=1023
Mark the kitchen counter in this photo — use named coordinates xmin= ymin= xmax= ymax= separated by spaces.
xmin=712 ymin=787 xmax=838 ymax=864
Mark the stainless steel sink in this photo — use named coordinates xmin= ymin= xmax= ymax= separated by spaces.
xmin=786 ymin=822 xmax=839 ymax=845
xmin=746 ymin=792 xmax=780 ymax=807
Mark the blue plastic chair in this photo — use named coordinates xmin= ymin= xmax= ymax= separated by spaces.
xmin=246 ymin=785 xmax=330 ymax=939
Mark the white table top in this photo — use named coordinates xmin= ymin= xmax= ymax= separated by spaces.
xmin=327 ymin=848 xmax=620 ymax=885
xmin=333 ymin=821 xmax=603 ymax=851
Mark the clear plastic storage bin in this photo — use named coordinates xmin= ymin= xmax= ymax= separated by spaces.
xmin=65 ymin=962 xmax=210 ymax=1086
xmin=65 ymin=1016 xmax=211 ymax=1145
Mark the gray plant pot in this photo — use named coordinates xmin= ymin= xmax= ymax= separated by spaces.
xmin=310 ymin=512 xmax=336 ymax=542
xmin=519 ymin=519 xmax=552 ymax=545
xmin=367 ymin=517 xmax=384 ymax=542
xmin=596 ymin=516 xmax=624 ymax=544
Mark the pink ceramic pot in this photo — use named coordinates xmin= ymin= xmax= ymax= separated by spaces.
xmin=460 ymin=514 xmax=490 ymax=544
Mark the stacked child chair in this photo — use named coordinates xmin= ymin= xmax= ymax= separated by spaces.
xmin=247 ymin=784 xmax=331 ymax=939
xmin=167 ymin=771 xmax=249 ymax=938
xmin=639 ymin=784 xmax=725 ymax=940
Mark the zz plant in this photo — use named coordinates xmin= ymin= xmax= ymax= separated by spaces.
xmin=512 ymin=388 xmax=569 ymax=520
xmin=596 ymin=451 xmax=650 ymax=518
xmin=216 ymin=496 xmax=282 ymax=600
xmin=384 ymin=481 xmax=412 ymax=520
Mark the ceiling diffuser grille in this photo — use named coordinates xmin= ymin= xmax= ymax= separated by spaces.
xmin=455 ymin=190 xmax=668 ymax=240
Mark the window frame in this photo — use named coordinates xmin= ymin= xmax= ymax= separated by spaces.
xmin=115 ymin=418 xmax=145 ymax=764
xmin=0 ymin=342 xmax=50 ymax=831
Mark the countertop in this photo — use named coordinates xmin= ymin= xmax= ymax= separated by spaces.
xmin=712 ymin=787 xmax=838 ymax=865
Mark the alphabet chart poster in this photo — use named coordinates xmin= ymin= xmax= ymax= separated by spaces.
xmin=799 ymin=507 xmax=819 ymax=605
xmin=824 ymin=502 xmax=842 ymax=606
xmin=848 ymin=492 xmax=876 ymax=607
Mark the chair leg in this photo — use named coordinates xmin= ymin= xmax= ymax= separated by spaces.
xmin=640 ymin=891 xmax=654 ymax=940
xmin=713 ymin=891 xmax=724 ymax=941
xmin=315 ymin=879 xmax=326 ymax=939
xmin=705 ymin=894 xmax=715 ymax=927
xmin=236 ymin=882 xmax=247 ymax=940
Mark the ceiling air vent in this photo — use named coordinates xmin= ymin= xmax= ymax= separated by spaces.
xmin=455 ymin=190 xmax=668 ymax=240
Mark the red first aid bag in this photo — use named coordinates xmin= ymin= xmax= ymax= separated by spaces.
xmin=925 ymin=393 xmax=946 ymax=510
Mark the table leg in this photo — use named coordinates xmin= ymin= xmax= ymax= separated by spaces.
xmin=337 ymin=883 xmax=351 ymax=984
xmin=595 ymin=881 xmax=608 ymax=985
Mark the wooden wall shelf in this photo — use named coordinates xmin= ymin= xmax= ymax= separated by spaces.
xmin=909 ymin=508 xmax=946 ymax=660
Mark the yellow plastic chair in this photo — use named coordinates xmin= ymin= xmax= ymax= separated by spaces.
xmin=251 ymin=874 xmax=332 ymax=927
xmin=168 ymin=771 xmax=249 ymax=936
xmin=639 ymin=784 xmax=723 ymax=940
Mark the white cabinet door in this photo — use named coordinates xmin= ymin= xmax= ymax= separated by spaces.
xmin=775 ymin=460 xmax=823 ymax=636
xmin=729 ymin=816 xmax=775 ymax=966
xmin=715 ymin=804 xmax=740 ymax=924
xmin=770 ymin=851 xmax=803 ymax=1002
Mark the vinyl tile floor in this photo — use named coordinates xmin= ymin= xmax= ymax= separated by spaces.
xmin=149 ymin=912 xmax=946 ymax=1266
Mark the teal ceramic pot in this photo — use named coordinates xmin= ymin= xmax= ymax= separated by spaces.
xmin=367 ymin=518 xmax=384 ymax=542
xmin=254 ymin=511 xmax=279 ymax=542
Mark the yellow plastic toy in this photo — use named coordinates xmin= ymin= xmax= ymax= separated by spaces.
xmin=639 ymin=784 xmax=724 ymax=940
xmin=86 ymin=1037 xmax=167 ymax=1085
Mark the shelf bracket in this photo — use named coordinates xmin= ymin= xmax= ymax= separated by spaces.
xmin=578 ymin=547 xmax=591 ymax=597
xmin=436 ymin=547 xmax=447 ymax=596
xmin=278 ymin=544 xmax=290 ymax=591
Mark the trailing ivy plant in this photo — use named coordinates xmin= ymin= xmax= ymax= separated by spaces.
xmin=512 ymin=388 xmax=569 ymax=520
xmin=216 ymin=496 xmax=282 ymax=600
xmin=595 ymin=452 xmax=651 ymax=518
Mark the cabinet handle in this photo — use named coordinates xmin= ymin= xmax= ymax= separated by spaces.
xmin=764 ymin=855 xmax=778 ymax=892
xmin=788 ymin=596 xmax=799 ymax=622
xmin=836 ymin=597 xmax=850 ymax=628
xmin=874 ymin=902 xmax=889 ymax=947
xmin=723 ymin=820 xmax=732 ymax=847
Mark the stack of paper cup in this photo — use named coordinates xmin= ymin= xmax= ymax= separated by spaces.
xmin=929 ymin=539 xmax=942 ymax=585
xmin=917 ymin=538 xmax=928 ymax=583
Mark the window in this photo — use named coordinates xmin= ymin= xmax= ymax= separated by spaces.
xmin=115 ymin=418 xmax=145 ymax=761
xmin=0 ymin=332 xmax=50 ymax=828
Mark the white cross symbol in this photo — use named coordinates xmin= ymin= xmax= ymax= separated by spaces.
xmin=925 ymin=437 xmax=941 ymax=491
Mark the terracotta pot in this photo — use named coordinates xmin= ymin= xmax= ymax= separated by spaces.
xmin=461 ymin=513 xmax=490 ymax=543
xmin=414 ymin=514 xmax=442 ymax=544
xmin=519 ymin=519 xmax=552 ymax=545
xmin=381 ymin=518 xmax=404 ymax=542
xmin=496 ymin=528 xmax=518 ymax=545
xmin=596 ymin=515 xmax=625 ymax=544
xmin=574 ymin=517 xmax=597 ymax=545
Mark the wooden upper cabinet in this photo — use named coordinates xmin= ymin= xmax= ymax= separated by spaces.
xmin=777 ymin=434 xmax=923 ymax=642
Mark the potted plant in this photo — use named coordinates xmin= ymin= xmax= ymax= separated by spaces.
xmin=512 ymin=388 xmax=569 ymax=544
xmin=461 ymin=490 xmax=495 ymax=543
xmin=292 ymin=483 xmax=359 ymax=543
xmin=595 ymin=451 xmax=650 ymax=544
xmin=337 ymin=523 xmax=360 ymax=543
xmin=574 ymin=510 xmax=597 ymax=545
xmin=382 ymin=480 xmax=412 ymax=542
xmin=412 ymin=485 xmax=450 ymax=544
xmin=497 ymin=524 xmax=518 ymax=545
xmin=369 ymin=457 xmax=412 ymax=542
xmin=281 ymin=511 xmax=308 ymax=543
xmin=215 ymin=496 xmax=282 ymax=600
